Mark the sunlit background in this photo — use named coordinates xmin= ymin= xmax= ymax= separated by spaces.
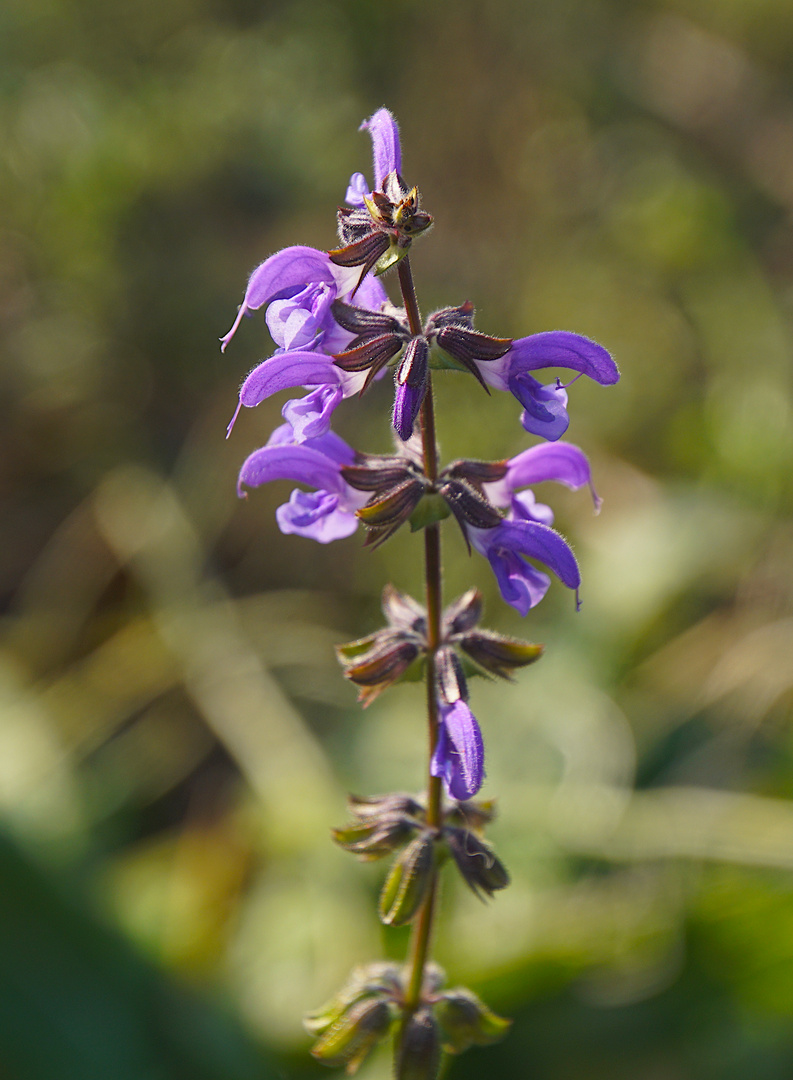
xmin=2 ymin=0 xmax=793 ymax=1077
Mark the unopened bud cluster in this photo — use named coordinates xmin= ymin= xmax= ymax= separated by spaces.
xmin=305 ymin=961 xmax=509 ymax=1076
xmin=333 ymin=790 xmax=509 ymax=925
xmin=331 ymin=169 xmax=433 ymax=281
xmin=337 ymin=585 xmax=542 ymax=707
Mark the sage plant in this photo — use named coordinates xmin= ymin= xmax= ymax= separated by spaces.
xmin=223 ymin=109 xmax=618 ymax=1078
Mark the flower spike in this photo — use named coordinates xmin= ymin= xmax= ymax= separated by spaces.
xmin=224 ymin=106 xmax=617 ymax=1080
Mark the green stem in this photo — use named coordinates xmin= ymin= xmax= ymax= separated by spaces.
xmin=396 ymin=256 xmax=444 ymax=1015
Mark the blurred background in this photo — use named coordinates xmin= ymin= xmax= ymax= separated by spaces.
xmin=2 ymin=0 xmax=793 ymax=1076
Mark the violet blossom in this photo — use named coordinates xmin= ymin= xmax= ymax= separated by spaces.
xmin=345 ymin=109 xmax=402 ymax=207
xmin=469 ymin=441 xmax=600 ymax=616
xmin=472 ymin=331 xmax=619 ymax=441
xmin=222 ymin=246 xmax=390 ymax=440
xmin=237 ymin=423 xmax=366 ymax=543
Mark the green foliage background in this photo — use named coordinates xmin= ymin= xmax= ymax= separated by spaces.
xmin=2 ymin=0 xmax=793 ymax=1076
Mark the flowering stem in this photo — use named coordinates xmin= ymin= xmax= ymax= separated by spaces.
xmin=397 ymin=256 xmax=444 ymax=1016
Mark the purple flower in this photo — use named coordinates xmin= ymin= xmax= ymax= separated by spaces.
xmin=222 ymin=246 xmax=389 ymax=439
xmin=237 ymin=423 xmax=367 ymax=543
xmin=430 ymin=700 xmax=485 ymax=801
xmin=332 ymin=110 xmax=430 ymax=281
xmin=487 ymin=441 xmax=602 ymax=513
xmin=222 ymin=246 xmax=347 ymax=352
xmin=469 ymin=441 xmax=601 ymax=615
xmin=344 ymin=108 xmax=402 ymax=206
xmin=474 ymin=331 xmax=619 ymax=441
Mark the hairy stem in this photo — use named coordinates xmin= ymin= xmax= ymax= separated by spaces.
xmin=397 ymin=256 xmax=444 ymax=1015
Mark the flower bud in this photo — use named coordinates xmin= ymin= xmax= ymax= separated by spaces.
xmin=434 ymin=645 xmax=468 ymax=705
xmin=434 ymin=325 xmax=512 ymax=363
xmin=381 ymin=584 xmax=427 ymax=634
xmin=329 ymin=227 xmax=391 ymax=280
xmin=336 ymin=623 xmax=426 ymax=706
xmin=435 ymin=988 xmax=511 ymax=1053
xmin=430 ymin=323 xmax=512 ymax=390
xmin=441 ymin=588 xmax=483 ymax=636
xmin=342 ymin=637 xmax=421 ymax=685
xmin=304 ymin=962 xmax=402 ymax=1038
xmin=332 ymin=813 xmax=420 ymax=860
xmin=425 ymin=301 xmax=475 ymax=332
xmin=443 ymin=798 xmax=496 ymax=832
xmin=443 ymin=458 xmax=509 ymax=488
xmin=457 ymin=629 xmax=544 ymax=679
xmin=347 ymin=792 xmax=426 ymax=821
xmin=333 ymin=332 xmax=405 ymax=375
xmin=358 ymin=477 xmax=427 ymax=538
xmin=379 ymin=832 xmax=437 ymax=926
xmin=395 ymin=1008 xmax=442 ymax=1080
xmin=331 ymin=299 xmax=405 ymax=337
xmin=309 ymin=996 xmax=393 ymax=1073
xmin=438 ymin=478 xmax=503 ymax=533
xmin=342 ymin=457 xmax=414 ymax=491
xmin=443 ymin=827 xmax=509 ymax=899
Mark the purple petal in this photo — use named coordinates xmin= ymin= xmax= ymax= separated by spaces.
xmin=276 ymin=489 xmax=359 ymax=543
xmin=511 ymin=376 xmax=570 ymax=441
xmin=264 ymin=421 xmax=299 ymax=448
xmin=508 ymin=331 xmax=619 ymax=385
xmin=238 ymin=351 xmax=341 ymax=410
xmin=345 ymin=171 xmax=369 ymax=207
xmin=392 ymin=381 xmax=426 ymax=442
xmin=470 ymin=519 xmax=580 ymax=615
xmin=485 ymin=546 xmax=552 ymax=615
xmin=282 ymin=384 xmax=344 ymax=441
xmin=221 ymin=247 xmax=336 ymax=352
xmin=300 ymin=428 xmax=357 ymax=467
xmin=237 ymin=443 xmax=346 ymax=499
xmin=431 ymin=701 xmax=484 ymax=800
xmin=361 ymin=109 xmax=402 ymax=190
xmin=242 ymin=247 xmax=335 ymax=311
xmin=510 ymin=491 xmax=554 ymax=527
xmin=505 ymin=442 xmax=601 ymax=510
xmin=494 ymin=520 xmax=581 ymax=591
xmin=266 ymin=281 xmax=336 ymax=350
